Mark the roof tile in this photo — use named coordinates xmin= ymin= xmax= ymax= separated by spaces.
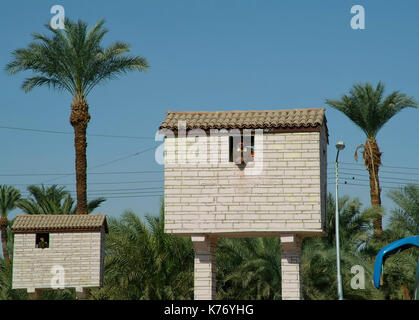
xmin=11 ymin=214 xmax=108 ymax=233
xmin=159 ymin=108 xmax=326 ymax=130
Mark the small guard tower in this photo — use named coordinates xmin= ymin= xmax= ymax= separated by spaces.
xmin=11 ymin=214 xmax=107 ymax=299
xmin=159 ymin=108 xmax=328 ymax=300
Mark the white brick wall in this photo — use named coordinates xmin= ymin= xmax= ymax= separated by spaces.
xmin=12 ymin=230 xmax=105 ymax=290
xmin=192 ymin=235 xmax=217 ymax=300
xmin=280 ymin=234 xmax=302 ymax=300
xmin=164 ymin=130 xmax=327 ymax=236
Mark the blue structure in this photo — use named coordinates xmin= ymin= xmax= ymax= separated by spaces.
xmin=373 ymin=235 xmax=419 ymax=300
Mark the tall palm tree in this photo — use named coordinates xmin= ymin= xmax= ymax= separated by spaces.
xmin=6 ymin=18 xmax=149 ymax=215
xmin=326 ymin=82 xmax=418 ymax=236
xmin=0 ymin=185 xmax=21 ymax=263
xmin=16 ymin=184 xmax=105 ymax=215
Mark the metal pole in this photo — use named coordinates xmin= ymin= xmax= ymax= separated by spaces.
xmin=335 ymin=151 xmax=343 ymax=300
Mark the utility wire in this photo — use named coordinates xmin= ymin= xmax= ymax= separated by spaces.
xmin=40 ymin=146 xmax=157 ymax=184
xmin=88 ymin=194 xmax=163 ymax=199
xmin=328 ymin=166 xmax=419 ymax=177
xmin=0 ymin=170 xmax=163 ymax=177
xmin=8 ymin=180 xmax=164 ymax=186
xmin=328 ymin=169 xmax=419 ymax=182
xmin=0 ymin=125 xmax=155 ymax=140
xmin=328 ymin=161 xmax=419 ymax=171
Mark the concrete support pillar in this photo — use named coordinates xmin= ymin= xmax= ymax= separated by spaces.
xmin=27 ymin=288 xmax=43 ymax=300
xmin=192 ymin=234 xmax=217 ymax=300
xmin=280 ymin=234 xmax=303 ymax=300
xmin=75 ymin=287 xmax=89 ymax=300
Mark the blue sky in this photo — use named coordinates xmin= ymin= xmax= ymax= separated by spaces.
xmin=1 ymin=0 xmax=419 ymax=225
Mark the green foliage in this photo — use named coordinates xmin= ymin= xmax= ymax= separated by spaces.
xmin=324 ymin=193 xmax=374 ymax=250
xmin=0 ymin=258 xmax=27 ymax=300
xmin=379 ymin=248 xmax=418 ymax=300
xmin=1 ymin=186 xmax=418 ymax=300
xmin=15 ymin=184 xmax=105 ymax=214
xmin=326 ymin=82 xmax=418 ymax=138
xmin=6 ymin=18 xmax=149 ymax=98
xmin=387 ymin=184 xmax=419 ymax=236
xmin=0 ymin=185 xmax=21 ymax=217
xmin=217 ymin=237 xmax=282 ymax=300
xmin=302 ymin=194 xmax=384 ymax=300
xmin=90 ymin=202 xmax=194 ymax=300
xmin=363 ymin=184 xmax=419 ymax=299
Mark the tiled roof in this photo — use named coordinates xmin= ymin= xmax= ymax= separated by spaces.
xmin=11 ymin=214 xmax=108 ymax=233
xmin=159 ymin=108 xmax=326 ymax=130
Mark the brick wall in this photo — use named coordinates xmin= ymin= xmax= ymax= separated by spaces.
xmin=164 ymin=129 xmax=327 ymax=236
xmin=192 ymin=235 xmax=217 ymax=300
xmin=280 ymin=234 xmax=303 ymax=300
xmin=12 ymin=230 xmax=105 ymax=290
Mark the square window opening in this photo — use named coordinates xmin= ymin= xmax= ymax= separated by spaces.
xmin=229 ymin=133 xmax=255 ymax=164
xmin=36 ymin=233 xmax=49 ymax=249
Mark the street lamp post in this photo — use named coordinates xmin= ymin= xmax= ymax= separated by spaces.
xmin=335 ymin=141 xmax=345 ymax=300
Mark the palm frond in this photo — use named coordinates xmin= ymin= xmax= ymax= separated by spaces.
xmin=6 ymin=17 xmax=149 ymax=98
xmin=326 ymin=82 xmax=418 ymax=138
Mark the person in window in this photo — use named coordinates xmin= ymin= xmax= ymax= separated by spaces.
xmin=234 ymin=141 xmax=244 ymax=164
xmin=243 ymin=141 xmax=253 ymax=162
xmin=38 ymin=237 xmax=48 ymax=249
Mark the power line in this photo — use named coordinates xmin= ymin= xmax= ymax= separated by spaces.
xmin=328 ymin=166 xmax=419 ymax=177
xmin=328 ymin=171 xmax=419 ymax=183
xmin=333 ymin=182 xmax=407 ymax=191
xmin=0 ymin=125 xmax=155 ymax=140
xmin=22 ymin=187 xmax=165 ymax=195
xmin=40 ymin=146 xmax=158 ymax=184
xmin=88 ymin=194 xmax=163 ymax=199
xmin=3 ymin=170 xmax=162 ymax=177
xmin=19 ymin=190 xmax=164 ymax=198
xmin=8 ymin=180 xmax=164 ymax=186
xmin=18 ymin=193 xmax=164 ymax=200
xmin=0 ymin=170 xmax=163 ymax=177
xmin=341 ymin=174 xmax=419 ymax=184
xmin=328 ymin=161 xmax=419 ymax=171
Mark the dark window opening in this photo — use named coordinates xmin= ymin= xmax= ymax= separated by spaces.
xmin=229 ymin=133 xmax=255 ymax=164
xmin=36 ymin=233 xmax=49 ymax=249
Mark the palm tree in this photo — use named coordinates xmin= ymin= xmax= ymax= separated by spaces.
xmin=302 ymin=194 xmax=383 ymax=299
xmin=378 ymin=184 xmax=419 ymax=299
xmin=0 ymin=257 xmax=27 ymax=300
xmin=324 ymin=193 xmax=374 ymax=250
xmin=387 ymin=184 xmax=419 ymax=236
xmin=6 ymin=18 xmax=149 ymax=215
xmin=90 ymin=201 xmax=194 ymax=300
xmin=217 ymin=237 xmax=282 ymax=300
xmin=16 ymin=185 xmax=105 ymax=215
xmin=0 ymin=186 xmax=21 ymax=263
xmin=326 ymin=82 xmax=418 ymax=236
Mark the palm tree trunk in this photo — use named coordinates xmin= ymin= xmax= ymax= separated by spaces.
xmin=0 ymin=216 xmax=10 ymax=263
xmin=363 ymin=137 xmax=383 ymax=237
xmin=402 ymin=284 xmax=411 ymax=300
xmin=70 ymin=96 xmax=90 ymax=215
